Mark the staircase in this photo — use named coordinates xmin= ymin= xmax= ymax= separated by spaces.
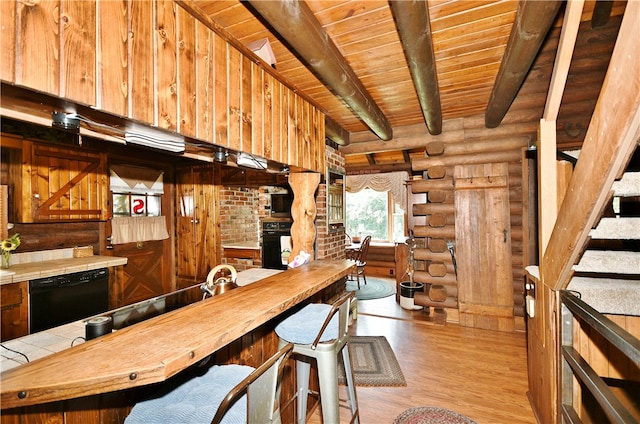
xmin=567 ymin=168 xmax=640 ymax=315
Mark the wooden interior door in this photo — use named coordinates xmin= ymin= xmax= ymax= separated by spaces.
xmin=454 ymin=163 xmax=514 ymax=331
xmin=110 ymin=239 xmax=170 ymax=308
xmin=175 ymin=165 xmax=219 ymax=287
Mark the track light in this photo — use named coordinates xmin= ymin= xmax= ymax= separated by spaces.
xmin=213 ymin=148 xmax=229 ymax=163
xmin=52 ymin=111 xmax=80 ymax=130
xmin=51 ymin=111 xmax=185 ymax=153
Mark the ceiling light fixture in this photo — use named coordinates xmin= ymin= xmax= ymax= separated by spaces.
xmin=52 ymin=111 xmax=185 ymax=153
xmin=52 ymin=111 xmax=80 ymax=130
xmin=124 ymin=132 xmax=185 ymax=153
xmin=236 ymin=153 xmax=267 ymax=170
xmin=213 ymin=148 xmax=229 ymax=163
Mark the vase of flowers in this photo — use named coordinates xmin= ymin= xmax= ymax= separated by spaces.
xmin=1 ymin=233 xmax=20 ymax=269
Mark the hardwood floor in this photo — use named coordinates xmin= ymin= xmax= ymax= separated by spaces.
xmin=308 ymin=280 xmax=537 ymax=423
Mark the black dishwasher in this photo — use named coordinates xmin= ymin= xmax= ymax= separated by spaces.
xmin=29 ymin=268 xmax=109 ymax=333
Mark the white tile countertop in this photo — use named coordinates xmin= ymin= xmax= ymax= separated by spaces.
xmin=0 ymin=248 xmax=128 ymax=285
xmin=221 ymin=241 xmax=260 ymax=249
xmin=0 ymin=268 xmax=281 ymax=372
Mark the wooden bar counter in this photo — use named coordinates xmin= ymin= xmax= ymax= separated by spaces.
xmin=0 ymin=260 xmax=352 ymax=414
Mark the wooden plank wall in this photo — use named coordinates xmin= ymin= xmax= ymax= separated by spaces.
xmin=571 ymin=314 xmax=640 ymax=421
xmin=0 ymin=0 xmax=325 ymax=173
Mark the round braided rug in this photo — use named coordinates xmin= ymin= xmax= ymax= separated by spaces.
xmin=346 ymin=277 xmax=395 ymax=300
xmin=393 ymin=406 xmax=477 ymax=424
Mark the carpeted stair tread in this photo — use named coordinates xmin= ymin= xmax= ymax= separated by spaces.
xmin=573 ymin=250 xmax=639 ymax=274
xmin=611 ymin=171 xmax=640 ymax=197
xmin=590 ymin=217 xmax=640 ymax=239
xmin=567 ymin=277 xmax=640 ymax=316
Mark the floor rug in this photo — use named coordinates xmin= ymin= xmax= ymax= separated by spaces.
xmin=346 ymin=277 xmax=396 ymax=300
xmin=338 ymin=335 xmax=406 ymax=387
xmin=393 ymin=406 xmax=477 ymax=424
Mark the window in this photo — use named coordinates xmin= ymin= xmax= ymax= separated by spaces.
xmin=110 ymin=165 xmax=164 ymax=217
xmin=346 ymin=188 xmax=405 ymax=242
xmin=112 ymin=193 xmax=162 ymax=217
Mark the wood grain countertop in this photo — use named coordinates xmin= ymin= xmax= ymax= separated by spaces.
xmin=0 ymin=259 xmax=353 ymax=409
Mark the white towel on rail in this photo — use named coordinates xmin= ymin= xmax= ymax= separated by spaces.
xmin=280 ymin=236 xmax=292 ymax=265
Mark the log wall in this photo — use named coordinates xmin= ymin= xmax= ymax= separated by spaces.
xmin=410 ymin=124 xmax=530 ymax=330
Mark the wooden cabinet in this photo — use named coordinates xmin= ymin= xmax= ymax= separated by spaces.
xmin=327 ymin=169 xmax=345 ymax=231
xmin=175 ymin=165 xmax=220 ymax=286
xmin=2 ymin=0 xmax=326 ymax=173
xmin=1 ymin=281 xmax=28 ymax=341
xmin=218 ymin=166 xmax=287 ymax=187
xmin=13 ymin=140 xmax=108 ymax=223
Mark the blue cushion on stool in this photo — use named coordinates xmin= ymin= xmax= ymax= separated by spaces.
xmin=275 ymin=303 xmax=338 ymax=345
xmin=125 ymin=364 xmax=254 ymax=424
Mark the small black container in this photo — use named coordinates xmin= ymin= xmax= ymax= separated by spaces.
xmin=399 ymin=282 xmax=424 ymax=310
xmin=399 ymin=281 xmax=424 ymax=298
xmin=85 ymin=316 xmax=113 ymax=340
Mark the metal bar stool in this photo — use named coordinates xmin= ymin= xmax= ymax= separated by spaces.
xmin=125 ymin=342 xmax=293 ymax=424
xmin=275 ymin=292 xmax=359 ymax=424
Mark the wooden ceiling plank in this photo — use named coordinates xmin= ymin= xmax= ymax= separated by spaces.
xmin=433 ymin=24 xmax=513 ymax=54
xmin=389 ymin=0 xmax=443 ymax=135
xmin=245 ymin=0 xmax=393 ymax=141
xmin=544 ymin=0 xmax=585 ymax=121
xmin=485 ymin=0 xmax=563 ymax=128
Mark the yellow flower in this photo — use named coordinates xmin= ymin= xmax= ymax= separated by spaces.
xmin=1 ymin=234 xmax=20 ymax=253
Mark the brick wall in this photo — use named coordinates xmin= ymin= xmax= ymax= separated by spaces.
xmin=219 ymin=186 xmax=262 ymax=270
xmin=316 ymin=146 xmax=346 ymax=260
xmin=219 ymin=145 xmax=346 ymax=267
xmin=219 ymin=186 xmax=261 ymax=243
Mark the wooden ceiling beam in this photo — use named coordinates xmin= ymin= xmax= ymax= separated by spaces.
xmin=244 ymin=0 xmax=393 ymax=141
xmin=346 ymin=162 xmax=413 ymax=175
xmin=484 ymin=0 xmax=563 ymax=128
xmin=389 ymin=0 xmax=442 ymax=135
xmin=366 ymin=154 xmax=376 ymax=165
xmin=591 ymin=0 xmax=614 ymax=28
xmin=325 ymin=116 xmax=350 ymax=146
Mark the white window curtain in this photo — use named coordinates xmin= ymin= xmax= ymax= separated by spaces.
xmin=345 ymin=171 xmax=408 ymax=208
xmin=111 ymin=216 xmax=169 ymax=245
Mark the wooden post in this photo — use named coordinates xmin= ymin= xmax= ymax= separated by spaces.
xmin=288 ymin=172 xmax=321 ymax=260
xmin=538 ymin=118 xmax=558 ymax=258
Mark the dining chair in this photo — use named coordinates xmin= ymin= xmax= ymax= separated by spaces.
xmin=350 ymin=235 xmax=371 ymax=289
